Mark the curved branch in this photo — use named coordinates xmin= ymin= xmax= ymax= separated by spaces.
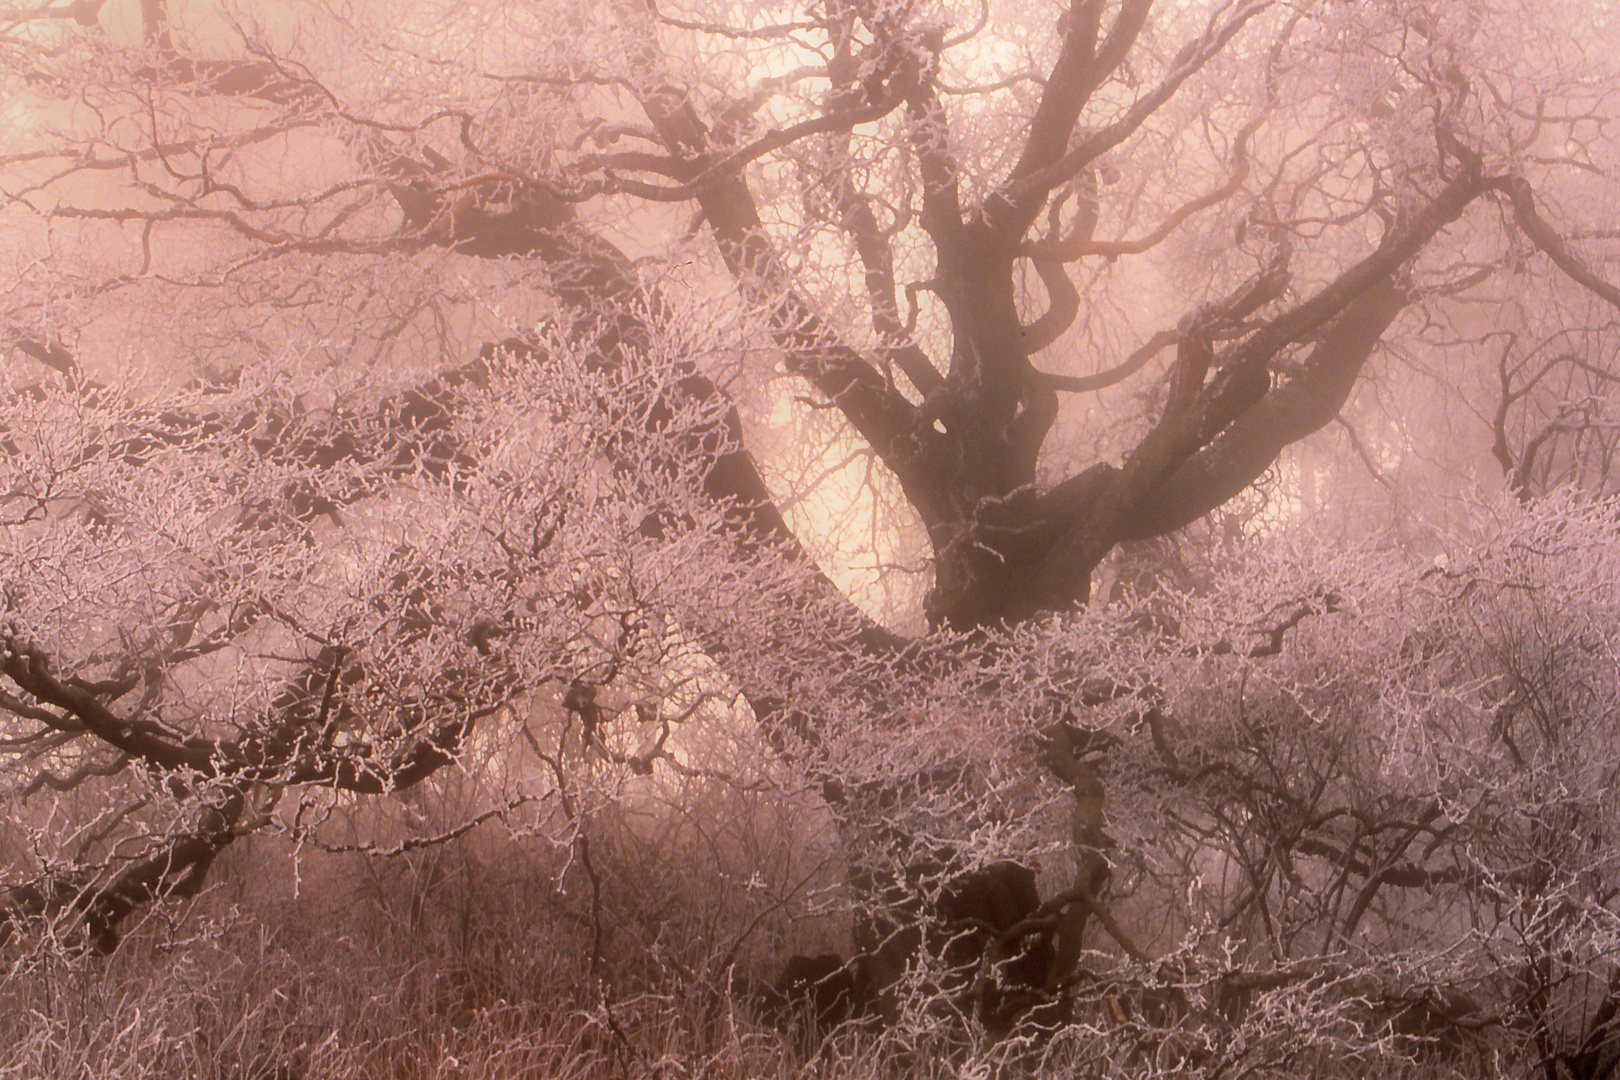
xmin=1019 ymin=254 xmax=1082 ymax=355
xmin=1032 ymin=258 xmax=1289 ymax=393
xmin=613 ymin=1 xmax=927 ymax=510
xmin=1004 ymin=0 xmax=1272 ymax=213
xmin=1120 ymin=276 xmax=1410 ymax=539
xmin=15 ymin=750 xmax=129 ymax=798
xmin=1493 ymin=174 xmax=1620 ymax=313
xmin=986 ymin=0 xmax=1152 ymax=241
xmin=0 ymin=635 xmax=203 ymax=771
xmin=0 ymin=788 xmax=245 ymax=953
xmin=589 ymin=97 xmax=908 ymax=201
xmin=1025 ymin=111 xmax=1262 ymax=263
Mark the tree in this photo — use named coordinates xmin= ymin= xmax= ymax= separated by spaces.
xmin=3 ymin=0 xmax=1620 ymax=1068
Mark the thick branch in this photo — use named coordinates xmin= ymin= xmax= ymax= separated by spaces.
xmin=1032 ymin=258 xmax=1289 ymax=392
xmin=1003 ymin=0 xmax=1271 ymax=212
xmin=985 ymin=171 xmax=1483 ymax=621
xmin=1493 ymin=174 xmax=1620 ymax=313
xmin=1025 ymin=111 xmax=1263 ymax=262
xmin=902 ymin=36 xmax=966 ymax=256
xmin=611 ymin=1 xmax=931 ymax=516
xmin=985 ymin=0 xmax=1151 ymax=242
xmin=1 ymin=635 xmax=204 ymax=772
xmin=1120 ymin=276 xmax=1410 ymax=538
xmin=0 ymin=788 xmax=245 ymax=953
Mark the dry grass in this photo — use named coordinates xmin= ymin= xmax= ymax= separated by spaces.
xmin=0 ymin=814 xmax=1500 ymax=1080
xmin=2 ymin=888 xmax=751 ymax=1079
xmin=0 ymin=816 xmax=879 ymax=1080
xmin=0 ymin=922 xmax=951 ymax=1080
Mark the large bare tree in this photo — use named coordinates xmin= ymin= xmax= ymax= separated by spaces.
xmin=4 ymin=0 xmax=1620 ymax=1064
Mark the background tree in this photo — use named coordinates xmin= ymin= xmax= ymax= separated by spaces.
xmin=3 ymin=0 xmax=1620 ymax=1073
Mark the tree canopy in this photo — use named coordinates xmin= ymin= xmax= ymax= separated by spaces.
xmin=4 ymin=0 xmax=1620 ymax=1074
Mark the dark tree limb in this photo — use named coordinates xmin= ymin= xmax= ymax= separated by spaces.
xmin=1001 ymin=0 xmax=1272 ymax=212
xmin=0 ymin=786 xmax=245 ymax=954
xmin=1493 ymin=174 xmax=1620 ymax=313
xmin=983 ymin=0 xmax=1152 ymax=243
xmin=1119 ymin=275 xmax=1411 ymax=539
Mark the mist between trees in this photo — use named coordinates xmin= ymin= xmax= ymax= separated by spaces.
xmin=2 ymin=0 xmax=1620 ymax=1077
